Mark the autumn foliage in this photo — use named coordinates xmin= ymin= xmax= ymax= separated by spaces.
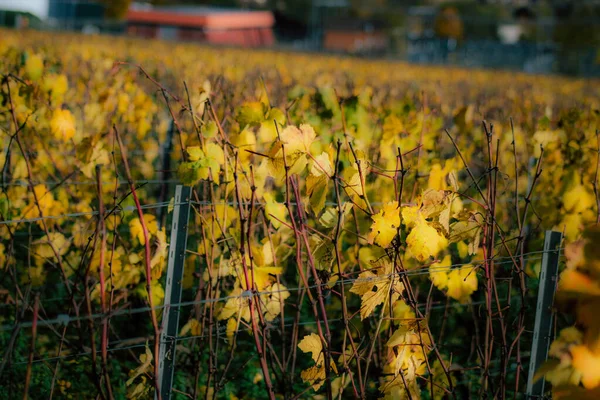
xmin=1 ymin=29 xmax=600 ymax=399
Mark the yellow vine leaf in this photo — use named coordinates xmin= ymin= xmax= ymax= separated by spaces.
xmin=126 ymin=345 xmax=153 ymax=386
xmin=310 ymin=152 xmax=334 ymax=177
xmin=50 ymin=109 xmax=76 ymax=142
xmin=298 ymin=333 xmax=324 ymax=364
xmin=180 ymin=319 xmax=201 ymax=337
xmin=236 ymin=101 xmax=265 ymax=127
xmin=563 ymin=183 xmax=595 ymax=214
xmin=261 ymin=283 xmax=290 ymax=322
xmin=318 ymin=203 xmax=352 ymax=229
xmin=267 ymin=124 xmax=316 ymax=179
xmin=25 ymin=53 xmax=44 ymax=81
xmin=150 ymin=228 xmax=168 ymax=279
xmin=350 ymin=262 xmax=403 ymax=320
xmin=406 ymin=214 xmax=447 ymax=262
xmin=428 ymin=163 xmax=447 ymax=191
xmin=264 ymin=193 xmax=287 ymax=229
xmin=129 ymin=214 xmax=158 ymax=245
xmin=232 ymin=129 xmax=256 ymax=163
xmin=42 ymin=73 xmax=68 ymax=105
xmin=146 ymin=281 xmax=164 ymax=308
xmin=126 ymin=376 xmax=149 ymax=400
xmin=430 ymin=255 xmax=451 ymax=291
xmin=126 ymin=345 xmax=153 ymax=399
xmin=34 ymin=232 xmax=70 ymax=261
xmin=306 ymin=173 xmax=328 ymax=215
xmin=381 ymin=315 xmax=431 ymax=399
xmin=559 ymin=270 xmax=600 ymax=297
xmin=280 ymin=123 xmax=316 ymax=155
xmin=249 ymin=266 xmax=283 ymax=291
xmin=446 ymin=265 xmax=478 ymax=303
xmin=368 ymin=201 xmax=400 ymax=248
xmin=218 ymin=288 xmax=251 ymax=322
xmin=401 ymin=205 xmax=420 ymax=228
xmin=542 ymin=327 xmax=584 ymax=388
xmin=571 ymin=345 xmax=600 ymax=389
xmin=77 ymin=140 xmax=110 ymax=179
xmin=226 ymin=317 xmax=238 ymax=344
xmin=298 ymin=333 xmax=338 ymax=390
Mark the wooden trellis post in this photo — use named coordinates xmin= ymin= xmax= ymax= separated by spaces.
xmin=156 ymin=185 xmax=192 ymax=400
xmin=526 ymin=230 xmax=563 ymax=399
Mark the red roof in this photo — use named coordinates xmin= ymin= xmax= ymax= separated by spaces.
xmin=127 ymin=8 xmax=274 ymax=30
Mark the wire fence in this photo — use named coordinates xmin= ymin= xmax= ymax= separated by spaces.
xmin=0 ymin=250 xmax=554 ymax=333
xmin=0 ymin=179 xmax=563 ymax=398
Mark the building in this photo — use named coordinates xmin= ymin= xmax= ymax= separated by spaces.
xmin=322 ymin=18 xmax=388 ymax=55
xmin=126 ymin=5 xmax=275 ymax=47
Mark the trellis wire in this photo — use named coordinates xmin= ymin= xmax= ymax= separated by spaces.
xmin=0 ymin=250 xmax=559 ymax=333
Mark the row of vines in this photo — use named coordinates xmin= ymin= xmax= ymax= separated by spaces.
xmin=1 ymin=29 xmax=600 ymax=399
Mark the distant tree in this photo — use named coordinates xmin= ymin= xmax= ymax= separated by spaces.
xmin=101 ymin=0 xmax=132 ymax=19
xmin=553 ymin=2 xmax=600 ymax=74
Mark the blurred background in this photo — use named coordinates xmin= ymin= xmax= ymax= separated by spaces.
xmin=1 ymin=0 xmax=599 ymax=76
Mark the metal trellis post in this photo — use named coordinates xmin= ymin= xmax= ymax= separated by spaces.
xmin=157 ymin=185 xmax=192 ymax=400
xmin=526 ymin=230 xmax=563 ymax=399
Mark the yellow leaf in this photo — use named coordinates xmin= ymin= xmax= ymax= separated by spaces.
xmin=446 ymin=265 xmax=478 ymax=303
xmin=126 ymin=377 xmax=150 ymax=399
xmin=261 ymin=283 xmax=290 ymax=321
xmin=310 ymin=152 xmax=333 ymax=177
xmin=571 ymin=345 xmax=600 ymax=389
xmin=218 ymin=288 xmax=251 ymax=322
xmin=306 ymin=174 xmax=328 ymax=215
xmin=430 ymin=255 xmax=451 ymax=291
xmin=457 ymin=241 xmax=469 ymax=259
xmin=428 ymin=163 xmax=446 ymax=191
xmin=344 ymin=171 xmax=364 ymax=198
xmin=129 ymin=214 xmax=158 ymax=245
xmin=232 ymin=129 xmax=256 ymax=163
xmin=279 ymin=124 xmax=316 ymax=155
xmin=34 ymin=232 xmax=70 ymax=259
xmin=350 ymin=262 xmax=403 ymax=320
xmin=148 ymin=281 xmax=164 ymax=308
xmin=264 ymin=193 xmax=287 ymax=229
xmin=298 ymin=333 xmax=338 ymax=390
xmin=406 ymin=214 xmax=448 ymax=262
xmin=226 ymin=317 xmax=238 ymax=344
xmin=187 ymin=146 xmax=204 ymax=161
xmin=180 ymin=319 xmax=201 ymax=337
xmin=401 ymin=205 xmax=420 ymax=228
xmin=250 ymin=266 xmax=283 ymax=291
xmin=563 ymin=183 xmax=595 ymax=214
xmin=25 ymin=54 xmax=44 ymax=81
xmin=392 ymin=300 xmax=415 ymax=325
xmin=236 ymin=101 xmax=265 ymax=127
xmin=50 ymin=109 xmax=76 ymax=141
xmin=150 ymin=228 xmax=168 ymax=279
xmin=126 ymin=345 xmax=153 ymax=387
xmin=299 ymin=333 xmax=324 ymax=364
xmin=42 ymin=73 xmax=68 ymax=105
xmin=559 ymin=270 xmax=600 ymax=297
xmin=300 ymin=365 xmax=327 ymax=391
xmin=368 ymin=201 xmax=400 ymax=248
